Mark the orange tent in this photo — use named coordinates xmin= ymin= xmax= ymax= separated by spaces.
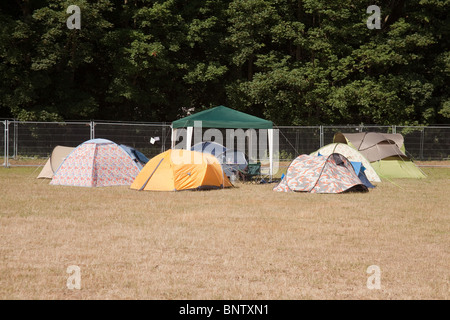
xmin=130 ymin=149 xmax=232 ymax=191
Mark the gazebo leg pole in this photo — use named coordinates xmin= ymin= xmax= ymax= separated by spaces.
xmin=171 ymin=127 xmax=176 ymax=149
xmin=268 ymin=129 xmax=273 ymax=182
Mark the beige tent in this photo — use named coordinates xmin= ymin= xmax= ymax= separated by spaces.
xmin=334 ymin=132 xmax=406 ymax=162
xmin=333 ymin=132 xmax=426 ymax=179
xmin=37 ymin=146 xmax=75 ymax=179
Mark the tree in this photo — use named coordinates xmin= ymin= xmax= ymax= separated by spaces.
xmin=0 ymin=0 xmax=448 ymax=125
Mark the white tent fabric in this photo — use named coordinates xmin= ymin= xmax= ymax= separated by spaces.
xmin=310 ymin=143 xmax=381 ymax=182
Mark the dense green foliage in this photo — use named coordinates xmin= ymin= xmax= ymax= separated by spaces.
xmin=0 ymin=0 xmax=448 ymax=125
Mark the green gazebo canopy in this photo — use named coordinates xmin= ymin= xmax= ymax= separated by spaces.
xmin=172 ymin=105 xmax=273 ymax=129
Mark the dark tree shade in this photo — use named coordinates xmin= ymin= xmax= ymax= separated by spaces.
xmin=0 ymin=0 xmax=448 ymax=125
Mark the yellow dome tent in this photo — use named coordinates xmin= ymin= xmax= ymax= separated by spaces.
xmin=130 ymin=149 xmax=232 ymax=191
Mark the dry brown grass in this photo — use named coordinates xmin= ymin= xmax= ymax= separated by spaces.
xmin=0 ymin=164 xmax=449 ymax=300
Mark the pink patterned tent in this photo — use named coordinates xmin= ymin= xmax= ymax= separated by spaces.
xmin=50 ymin=139 xmax=141 ymax=187
xmin=274 ymin=154 xmax=368 ymax=194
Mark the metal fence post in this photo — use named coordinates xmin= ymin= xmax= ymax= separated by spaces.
xmin=392 ymin=125 xmax=396 ymax=134
xmin=2 ymin=121 xmax=5 ymax=167
xmin=13 ymin=119 xmax=18 ymax=159
xmin=4 ymin=120 xmax=9 ymax=168
xmin=420 ymin=127 xmax=425 ymax=161
xmin=319 ymin=125 xmax=324 ymax=148
xmin=90 ymin=121 xmax=95 ymax=140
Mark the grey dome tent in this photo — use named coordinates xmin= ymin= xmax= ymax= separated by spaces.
xmin=191 ymin=141 xmax=248 ymax=177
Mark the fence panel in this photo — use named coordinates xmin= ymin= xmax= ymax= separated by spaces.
xmin=277 ymin=126 xmax=321 ymax=160
xmin=396 ymin=126 xmax=424 ymax=160
xmin=9 ymin=122 xmax=90 ymax=162
xmin=93 ymin=122 xmax=172 ymax=159
xmin=322 ymin=126 xmax=360 ymax=147
xmin=322 ymin=125 xmax=394 ymax=147
xmin=2 ymin=121 xmax=449 ymax=166
xmin=423 ymin=127 xmax=450 ymax=160
xmin=397 ymin=126 xmax=450 ymax=161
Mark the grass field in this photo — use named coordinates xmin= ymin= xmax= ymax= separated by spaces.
xmin=0 ymin=163 xmax=449 ymax=300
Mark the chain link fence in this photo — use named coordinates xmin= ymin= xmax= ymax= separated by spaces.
xmin=1 ymin=120 xmax=173 ymax=166
xmin=277 ymin=126 xmax=321 ymax=160
xmin=397 ymin=126 xmax=450 ymax=161
xmin=7 ymin=121 xmax=91 ymax=159
xmin=1 ymin=120 xmax=449 ymax=167
xmin=277 ymin=125 xmax=450 ymax=161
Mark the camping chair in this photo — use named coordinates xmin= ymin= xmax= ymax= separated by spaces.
xmin=238 ymin=162 xmax=261 ymax=183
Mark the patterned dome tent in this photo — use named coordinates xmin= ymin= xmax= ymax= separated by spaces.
xmin=50 ymin=139 xmax=141 ymax=187
xmin=274 ymin=153 xmax=368 ymax=194
xmin=310 ymin=143 xmax=381 ymax=182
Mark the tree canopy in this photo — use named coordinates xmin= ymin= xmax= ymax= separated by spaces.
xmin=0 ymin=0 xmax=448 ymax=125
